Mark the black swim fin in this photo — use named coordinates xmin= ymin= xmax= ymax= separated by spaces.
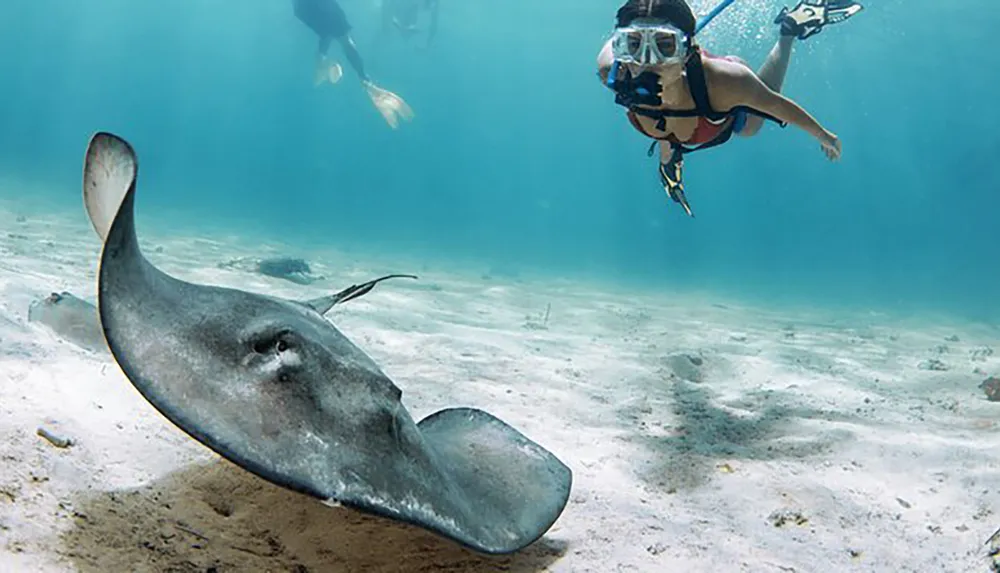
xmin=775 ymin=0 xmax=863 ymax=40
xmin=658 ymin=150 xmax=694 ymax=218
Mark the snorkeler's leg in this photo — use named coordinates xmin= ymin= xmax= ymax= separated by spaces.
xmin=314 ymin=36 xmax=344 ymax=86
xmin=756 ymin=34 xmax=794 ymax=93
xmin=739 ymin=34 xmax=794 ymax=137
xmin=740 ymin=2 xmax=863 ymax=137
xmin=337 ymin=35 xmax=370 ymax=82
xmin=338 ymin=34 xmax=414 ymax=128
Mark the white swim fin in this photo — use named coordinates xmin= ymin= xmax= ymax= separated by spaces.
xmin=362 ymin=81 xmax=414 ymax=129
xmin=314 ymin=55 xmax=343 ymax=87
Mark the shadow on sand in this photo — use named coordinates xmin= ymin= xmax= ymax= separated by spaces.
xmin=622 ymin=377 xmax=857 ymax=492
xmin=58 ymin=459 xmax=567 ymax=573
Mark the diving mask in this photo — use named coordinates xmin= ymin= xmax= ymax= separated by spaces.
xmin=610 ymin=22 xmax=689 ymax=66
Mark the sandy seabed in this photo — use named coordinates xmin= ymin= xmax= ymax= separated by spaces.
xmin=1 ymin=198 xmax=1000 ymax=573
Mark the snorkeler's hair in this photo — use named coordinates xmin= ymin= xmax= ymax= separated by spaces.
xmin=615 ymin=0 xmax=697 ymax=35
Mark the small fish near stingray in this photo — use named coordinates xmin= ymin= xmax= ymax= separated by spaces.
xmin=80 ymin=132 xmax=573 ymax=554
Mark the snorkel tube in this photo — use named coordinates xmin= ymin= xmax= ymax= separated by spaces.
xmin=694 ymin=0 xmax=737 ymax=34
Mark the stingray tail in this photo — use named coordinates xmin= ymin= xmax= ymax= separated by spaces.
xmin=304 ymin=273 xmax=419 ymax=315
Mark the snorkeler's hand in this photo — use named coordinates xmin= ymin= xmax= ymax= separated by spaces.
xmin=362 ymin=80 xmax=415 ymax=129
xmin=820 ymin=131 xmax=842 ymax=161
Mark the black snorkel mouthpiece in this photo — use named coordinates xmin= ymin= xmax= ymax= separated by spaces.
xmin=606 ymin=61 xmax=663 ymax=107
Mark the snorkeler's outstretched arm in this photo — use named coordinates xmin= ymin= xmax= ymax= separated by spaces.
xmin=728 ymin=66 xmax=841 ymax=160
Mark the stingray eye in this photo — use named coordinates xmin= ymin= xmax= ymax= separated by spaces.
xmin=250 ymin=329 xmax=294 ymax=355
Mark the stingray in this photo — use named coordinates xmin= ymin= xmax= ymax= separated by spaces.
xmin=27 ymin=291 xmax=107 ymax=354
xmin=257 ymin=256 xmax=317 ymax=285
xmin=81 ymin=132 xmax=572 ymax=555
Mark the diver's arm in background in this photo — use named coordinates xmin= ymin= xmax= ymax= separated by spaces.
xmin=596 ymin=40 xmax=614 ymax=86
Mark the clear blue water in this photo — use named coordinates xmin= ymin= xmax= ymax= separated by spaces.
xmin=0 ymin=0 xmax=996 ymax=321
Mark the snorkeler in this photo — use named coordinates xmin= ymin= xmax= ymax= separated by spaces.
xmin=597 ymin=0 xmax=863 ymax=217
xmin=293 ymin=0 xmax=414 ymax=128
xmin=382 ymin=0 xmax=440 ymax=47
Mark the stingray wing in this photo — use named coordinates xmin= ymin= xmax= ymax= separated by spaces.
xmin=417 ymin=408 xmax=572 ymax=548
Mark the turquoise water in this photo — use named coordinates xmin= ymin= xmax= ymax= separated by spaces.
xmin=0 ymin=0 xmax=995 ymax=320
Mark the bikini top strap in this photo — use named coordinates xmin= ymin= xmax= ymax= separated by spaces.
xmin=684 ymin=49 xmax=726 ymax=121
